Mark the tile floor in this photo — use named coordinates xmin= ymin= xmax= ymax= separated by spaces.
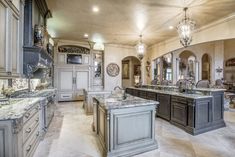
xmin=34 ymin=101 xmax=235 ymax=157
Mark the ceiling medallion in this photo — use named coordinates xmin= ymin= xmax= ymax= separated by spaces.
xmin=177 ymin=7 xmax=196 ymax=47
xmin=135 ymin=35 xmax=146 ymax=60
xmin=106 ymin=63 xmax=120 ymax=77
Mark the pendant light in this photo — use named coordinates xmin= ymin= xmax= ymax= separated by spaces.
xmin=136 ymin=35 xmax=146 ymax=60
xmin=177 ymin=7 xmax=196 ymax=47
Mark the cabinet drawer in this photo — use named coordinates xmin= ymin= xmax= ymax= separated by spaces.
xmin=23 ymin=104 xmax=40 ymax=124
xmin=60 ymin=93 xmax=73 ymax=99
xmin=171 ymin=96 xmax=187 ymax=104
xmin=171 ymin=102 xmax=187 ymax=126
xmin=23 ymin=128 xmax=40 ymax=157
xmin=23 ymin=112 xmax=39 ymax=143
xmin=146 ymin=92 xmax=157 ymax=100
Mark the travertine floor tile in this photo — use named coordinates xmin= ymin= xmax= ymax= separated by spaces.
xmin=34 ymin=101 xmax=235 ymax=157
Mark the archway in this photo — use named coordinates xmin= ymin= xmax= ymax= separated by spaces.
xmin=121 ymin=56 xmax=141 ymax=88
xmin=178 ymin=50 xmax=197 ymax=81
xmin=201 ymin=53 xmax=211 ymax=80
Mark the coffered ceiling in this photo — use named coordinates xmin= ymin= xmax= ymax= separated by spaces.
xmin=46 ymin=0 xmax=235 ymax=46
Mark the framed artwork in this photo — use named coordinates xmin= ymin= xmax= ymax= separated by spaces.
xmin=122 ymin=61 xmax=129 ymax=79
xmin=134 ymin=65 xmax=141 ymax=76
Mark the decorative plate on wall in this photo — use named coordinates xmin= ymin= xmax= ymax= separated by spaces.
xmin=106 ymin=63 xmax=120 ymax=77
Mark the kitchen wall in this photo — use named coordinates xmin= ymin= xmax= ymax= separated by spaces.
xmin=122 ymin=56 xmax=140 ymax=88
xmin=224 ymin=39 xmax=235 ymax=82
xmin=104 ymin=44 xmax=138 ymax=91
xmin=144 ymin=13 xmax=235 ymax=84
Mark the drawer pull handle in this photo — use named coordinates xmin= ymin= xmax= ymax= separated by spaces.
xmin=26 ymin=128 xmax=31 ymax=133
xmin=25 ymin=113 xmax=30 ymax=118
xmin=26 ymin=145 xmax=31 ymax=152
xmin=36 ymin=131 xmax=40 ymax=137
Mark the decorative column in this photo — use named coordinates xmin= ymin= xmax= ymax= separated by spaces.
xmin=176 ymin=58 xmax=180 ymax=81
xmin=195 ymin=60 xmax=199 ymax=83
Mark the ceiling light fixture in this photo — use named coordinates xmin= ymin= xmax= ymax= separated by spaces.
xmin=84 ymin=33 xmax=89 ymax=38
xmin=92 ymin=6 xmax=99 ymax=12
xmin=169 ymin=26 xmax=174 ymax=29
xmin=177 ymin=7 xmax=196 ymax=47
xmin=135 ymin=35 xmax=146 ymax=60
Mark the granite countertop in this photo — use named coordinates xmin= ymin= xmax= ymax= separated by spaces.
xmin=94 ymin=94 xmax=159 ymax=110
xmin=86 ymin=89 xmax=111 ymax=94
xmin=144 ymin=84 xmax=226 ymax=92
xmin=129 ymin=87 xmax=213 ymax=99
xmin=0 ymin=97 xmax=44 ymax=121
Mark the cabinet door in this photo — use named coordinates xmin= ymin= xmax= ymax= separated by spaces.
xmin=0 ymin=1 xmax=7 ymax=74
xmin=157 ymin=94 xmax=171 ymax=120
xmin=171 ymin=102 xmax=187 ymax=126
xmin=75 ymin=71 xmax=89 ymax=90
xmin=58 ymin=70 xmax=73 ymax=91
xmin=9 ymin=11 xmax=19 ymax=74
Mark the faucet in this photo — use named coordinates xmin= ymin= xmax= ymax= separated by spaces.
xmin=114 ymin=86 xmax=122 ymax=90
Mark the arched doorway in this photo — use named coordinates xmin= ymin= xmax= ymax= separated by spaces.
xmin=121 ymin=56 xmax=141 ymax=88
xmin=201 ymin=53 xmax=211 ymax=80
xmin=178 ymin=50 xmax=197 ymax=81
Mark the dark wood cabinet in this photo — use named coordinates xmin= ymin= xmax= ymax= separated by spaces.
xmin=139 ymin=90 xmax=147 ymax=99
xmin=146 ymin=92 xmax=157 ymax=100
xmin=171 ymin=98 xmax=187 ymax=126
xmin=157 ymin=94 xmax=171 ymax=120
xmin=126 ymin=88 xmax=133 ymax=95
xmin=125 ymin=87 xmax=225 ymax=135
xmin=132 ymin=90 xmax=139 ymax=97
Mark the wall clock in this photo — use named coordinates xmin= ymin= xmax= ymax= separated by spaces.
xmin=106 ymin=63 xmax=120 ymax=77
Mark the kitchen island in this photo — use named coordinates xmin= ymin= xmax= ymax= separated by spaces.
xmin=93 ymin=94 xmax=159 ymax=157
xmin=0 ymin=97 xmax=45 ymax=157
xmin=126 ymin=86 xmax=226 ymax=135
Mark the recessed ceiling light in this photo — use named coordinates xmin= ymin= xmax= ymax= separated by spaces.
xmin=92 ymin=6 xmax=99 ymax=12
xmin=84 ymin=33 xmax=89 ymax=38
xmin=169 ymin=26 xmax=174 ymax=29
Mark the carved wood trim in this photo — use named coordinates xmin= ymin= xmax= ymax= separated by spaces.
xmin=58 ymin=45 xmax=90 ymax=54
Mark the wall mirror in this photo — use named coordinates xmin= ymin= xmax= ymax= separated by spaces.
xmin=162 ymin=53 xmax=173 ymax=81
xmin=178 ymin=50 xmax=196 ymax=81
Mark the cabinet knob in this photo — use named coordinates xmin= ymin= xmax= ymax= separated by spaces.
xmin=25 ymin=113 xmax=30 ymax=118
xmin=26 ymin=128 xmax=31 ymax=133
xmin=35 ymin=117 xmax=39 ymax=122
xmin=26 ymin=145 xmax=32 ymax=152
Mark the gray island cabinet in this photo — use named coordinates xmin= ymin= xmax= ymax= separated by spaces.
xmin=93 ymin=95 xmax=159 ymax=157
xmin=126 ymin=87 xmax=226 ymax=135
xmin=0 ymin=98 xmax=44 ymax=157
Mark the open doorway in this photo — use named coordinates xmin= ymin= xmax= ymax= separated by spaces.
xmin=121 ymin=56 xmax=141 ymax=88
xmin=201 ymin=53 xmax=211 ymax=80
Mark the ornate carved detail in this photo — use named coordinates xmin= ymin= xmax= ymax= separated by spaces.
xmin=58 ymin=45 xmax=90 ymax=54
xmin=12 ymin=118 xmax=23 ymax=134
xmin=106 ymin=63 xmax=120 ymax=77
xmin=225 ymin=58 xmax=235 ymax=67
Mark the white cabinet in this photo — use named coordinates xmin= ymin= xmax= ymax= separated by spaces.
xmin=59 ymin=70 xmax=73 ymax=91
xmin=75 ymin=71 xmax=88 ymax=90
xmin=0 ymin=0 xmax=21 ymax=77
xmin=57 ymin=66 xmax=89 ymax=101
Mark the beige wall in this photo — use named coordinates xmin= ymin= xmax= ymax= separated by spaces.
xmin=144 ymin=14 xmax=235 ymax=84
xmin=224 ymin=39 xmax=235 ymax=82
xmin=122 ymin=57 xmax=140 ymax=88
xmin=104 ymin=44 xmax=138 ymax=91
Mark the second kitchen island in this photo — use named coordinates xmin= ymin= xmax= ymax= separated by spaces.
xmin=93 ymin=94 xmax=159 ymax=157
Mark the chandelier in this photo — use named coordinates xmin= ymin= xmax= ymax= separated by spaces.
xmin=177 ymin=7 xmax=196 ymax=47
xmin=136 ymin=35 xmax=146 ymax=60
